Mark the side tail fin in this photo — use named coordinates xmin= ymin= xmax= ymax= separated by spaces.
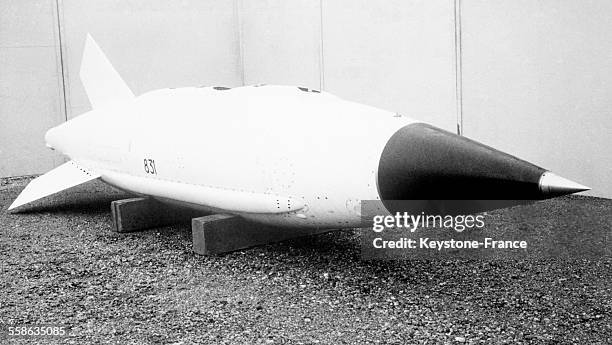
xmin=8 ymin=161 xmax=100 ymax=212
xmin=80 ymin=34 xmax=134 ymax=109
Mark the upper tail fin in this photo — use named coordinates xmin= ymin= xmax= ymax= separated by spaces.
xmin=80 ymin=34 xmax=134 ymax=109
xmin=8 ymin=161 xmax=100 ymax=212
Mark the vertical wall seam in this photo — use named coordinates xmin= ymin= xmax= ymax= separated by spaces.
xmin=54 ymin=0 xmax=68 ymax=122
xmin=234 ymin=0 xmax=245 ymax=86
xmin=454 ymin=0 xmax=463 ymax=135
xmin=318 ymin=0 xmax=325 ymax=91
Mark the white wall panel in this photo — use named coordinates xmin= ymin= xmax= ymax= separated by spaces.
xmin=461 ymin=0 xmax=612 ymax=197
xmin=0 ymin=0 xmax=57 ymax=48
xmin=240 ymin=0 xmax=321 ymax=90
xmin=321 ymin=0 xmax=457 ymax=131
xmin=0 ymin=0 xmax=65 ymax=177
xmin=60 ymin=0 xmax=242 ymax=118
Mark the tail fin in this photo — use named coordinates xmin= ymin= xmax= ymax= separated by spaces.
xmin=8 ymin=161 xmax=100 ymax=212
xmin=80 ymin=34 xmax=134 ymax=109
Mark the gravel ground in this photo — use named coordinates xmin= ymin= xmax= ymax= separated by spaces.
xmin=0 ymin=177 xmax=610 ymax=344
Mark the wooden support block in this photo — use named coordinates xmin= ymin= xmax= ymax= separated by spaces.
xmin=192 ymin=214 xmax=332 ymax=255
xmin=111 ymin=197 xmax=189 ymax=233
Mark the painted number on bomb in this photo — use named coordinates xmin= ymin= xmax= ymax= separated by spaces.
xmin=144 ymin=158 xmax=157 ymax=175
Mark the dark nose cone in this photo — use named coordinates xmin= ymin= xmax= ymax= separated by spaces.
xmin=377 ymin=123 xmax=588 ymax=201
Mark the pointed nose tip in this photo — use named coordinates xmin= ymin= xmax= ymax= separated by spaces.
xmin=539 ymin=172 xmax=590 ymax=197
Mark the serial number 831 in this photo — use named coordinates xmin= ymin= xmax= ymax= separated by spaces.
xmin=7 ymin=326 xmax=66 ymax=337
xmin=144 ymin=158 xmax=157 ymax=175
